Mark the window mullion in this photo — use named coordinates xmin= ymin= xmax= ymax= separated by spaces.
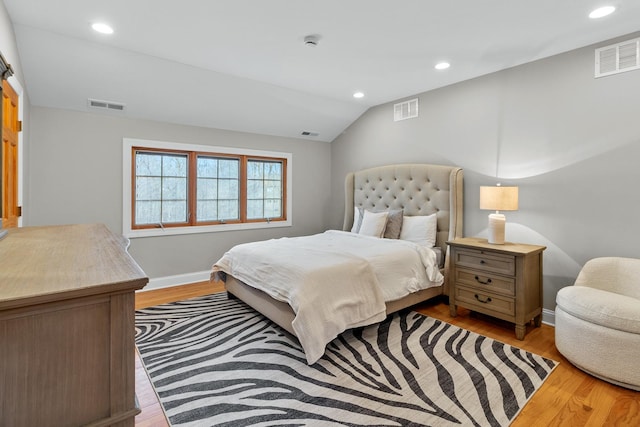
xmin=130 ymin=147 xmax=137 ymax=230
xmin=159 ymin=156 xmax=164 ymax=225
xmin=240 ymin=155 xmax=247 ymax=223
xmin=282 ymin=158 xmax=287 ymax=221
xmin=189 ymin=152 xmax=197 ymax=225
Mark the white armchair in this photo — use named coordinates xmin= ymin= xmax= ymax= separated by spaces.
xmin=555 ymin=257 xmax=640 ymax=390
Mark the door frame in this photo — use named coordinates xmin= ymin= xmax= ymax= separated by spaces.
xmin=4 ymin=75 xmax=24 ymax=227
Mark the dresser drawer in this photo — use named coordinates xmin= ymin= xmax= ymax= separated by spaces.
xmin=455 ymin=286 xmax=515 ymax=317
xmin=455 ymin=268 xmax=515 ymax=296
xmin=454 ymin=249 xmax=515 ymax=276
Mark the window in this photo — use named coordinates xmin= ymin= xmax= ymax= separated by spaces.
xmin=135 ymin=151 xmax=189 ymax=225
xmin=196 ymin=156 xmax=240 ymax=222
xmin=123 ymin=138 xmax=291 ymax=238
xmin=246 ymin=160 xmax=283 ymax=220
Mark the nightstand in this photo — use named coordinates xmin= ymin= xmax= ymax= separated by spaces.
xmin=447 ymin=237 xmax=546 ymax=340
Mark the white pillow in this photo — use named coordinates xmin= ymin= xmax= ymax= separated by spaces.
xmin=399 ymin=214 xmax=437 ymax=247
xmin=350 ymin=206 xmax=364 ymax=233
xmin=358 ymin=210 xmax=389 ymax=238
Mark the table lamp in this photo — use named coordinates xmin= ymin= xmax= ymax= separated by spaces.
xmin=480 ymin=185 xmax=518 ymax=244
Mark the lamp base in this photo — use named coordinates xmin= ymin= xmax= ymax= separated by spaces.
xmin=487 ymin=213 xmax=506 ymax=244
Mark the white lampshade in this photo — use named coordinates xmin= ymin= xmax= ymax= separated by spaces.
xmin=480 ymin=186 xmax=519 ymax=211
xmin=480 ymin=186 xmax=519 ymax=244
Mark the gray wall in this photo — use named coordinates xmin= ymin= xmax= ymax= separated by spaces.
xmin=15 ymin=16 xmax=640 ymax=308
xmin=330 ymin=32 xmax=640 ymax=310
xmin=27 ymin=107 xmax=332 ymax=279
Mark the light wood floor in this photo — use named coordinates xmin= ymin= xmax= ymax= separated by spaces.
xmin=135 ymin=282 xmax=639 ymax=427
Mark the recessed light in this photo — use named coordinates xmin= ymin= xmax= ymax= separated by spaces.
xmin=353 ymin=92 xmax=364 ymax=99
xmin=435 ymin=62 xmax=450 ymax=70
xmin=92 ymin=22 xmax=114 ymax=34
xmin=589 ymin=6 xmax=616 ymax=19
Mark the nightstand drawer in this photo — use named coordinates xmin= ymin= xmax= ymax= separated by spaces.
xmin=455 ymin=268 xmax=515 ymax=296
xmin=455 ymin=287 xmax=515 ymax=317
xmin=454 ymin=249 xmax=515 ymax=276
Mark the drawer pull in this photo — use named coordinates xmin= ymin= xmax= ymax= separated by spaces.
xmin=474 ymin=294 xmax=492 ymax=304
xmin=475 ymin=275 xmax=492 ymax=285
xmin=480 ymin=260 xmax=486 ymax=264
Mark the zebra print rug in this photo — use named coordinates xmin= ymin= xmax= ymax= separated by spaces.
xmin=135 ymin=293 xmax=557 ymax=426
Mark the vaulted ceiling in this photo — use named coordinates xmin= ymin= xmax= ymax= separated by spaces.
xmin=5 ymin=0 xmax=640 ymax=142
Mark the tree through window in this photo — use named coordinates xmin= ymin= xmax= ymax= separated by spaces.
xmin=131 ymin=146 xmax=286 ymax=230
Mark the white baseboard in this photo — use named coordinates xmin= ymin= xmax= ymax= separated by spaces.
xmin=138 ymin=270 xmax=211 ymax=292
xmin=542 ymin=308 xmax=555 ymax=327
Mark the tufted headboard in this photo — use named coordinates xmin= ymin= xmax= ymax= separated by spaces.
xmin=342 ymin=164 xmax=464 ymax=288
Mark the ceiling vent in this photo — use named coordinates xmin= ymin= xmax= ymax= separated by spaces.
xmin=301 ymin=130 xmax=319 ymax=137
xmin=595 ymin=38 xmax=640 ymax=78
xmin=394 ymin=98 xmax=419 ymax=121
xmin=88 ymin=98 xmax=126 ymax=112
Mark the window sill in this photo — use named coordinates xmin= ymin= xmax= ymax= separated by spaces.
xmin=124 ymin=219 xmax=292 ymax=239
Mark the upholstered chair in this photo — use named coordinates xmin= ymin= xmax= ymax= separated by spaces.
xmin=555 ymin=257 xmax=640 ymax=390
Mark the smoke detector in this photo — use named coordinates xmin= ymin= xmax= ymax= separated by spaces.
xmin=304 ymin=34 xmax=320 ymax=47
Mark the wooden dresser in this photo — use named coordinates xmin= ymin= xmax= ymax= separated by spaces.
xmin=447 ymin=237 xmax=546 ymax=340
xmin=0 ymin=223 xmax=148 ymax=426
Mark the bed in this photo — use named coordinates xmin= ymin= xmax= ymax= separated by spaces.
xmin=212 ymin=163 xmax=463 ymax=363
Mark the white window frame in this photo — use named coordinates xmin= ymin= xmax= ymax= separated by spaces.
xmin=123 ymin=138 xmax=292 ymax=238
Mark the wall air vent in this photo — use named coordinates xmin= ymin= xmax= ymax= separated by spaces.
xmin=88 ymin=98 xmax=126 ymax=111
xmin=394 ymin=98 xmax=419 ymax=121
xmin=595 ymin=38 xmax=640 ymax=78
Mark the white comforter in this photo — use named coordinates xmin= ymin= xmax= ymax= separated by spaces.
xmin=211 ymin=230 xmax=443 ymax=364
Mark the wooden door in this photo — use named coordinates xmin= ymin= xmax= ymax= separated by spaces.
xmin=2 ymin=80 xmax=19 ymax=228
